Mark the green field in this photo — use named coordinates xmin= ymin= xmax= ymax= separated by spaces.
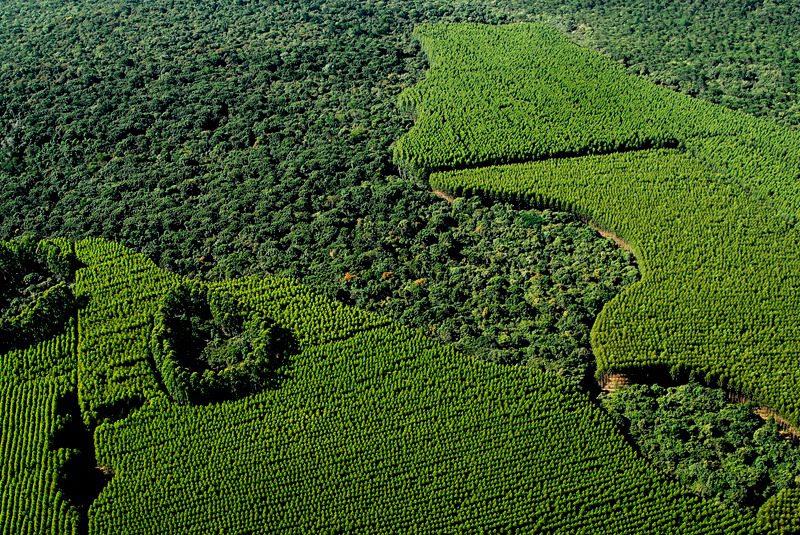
xmin=0 ymin=238 xmax=770 ymax=532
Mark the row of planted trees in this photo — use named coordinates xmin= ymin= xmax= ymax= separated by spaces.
xmin=0 ymin=237 xmax=754 ymax=533
xmin=85 ymin=280 xmax=762 ymax=533
xmin=0 ymin=236 xmax=779 ymax=532
xmin=0 ymin=325 xmax=81 ymax=534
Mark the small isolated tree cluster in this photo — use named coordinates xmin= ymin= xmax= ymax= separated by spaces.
xmin=151 ymin=282 xmax=292 ymax=404
xmin=603 ymin=382 xmax=800 ymax=509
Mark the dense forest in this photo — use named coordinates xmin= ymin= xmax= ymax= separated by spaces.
xmin=603 ymin=382 xmax=800 ymax=509
xmin=0 ymin=0 xmax=639 ymax=381
xmin=3 ymin=0 xmax=800 ymax=526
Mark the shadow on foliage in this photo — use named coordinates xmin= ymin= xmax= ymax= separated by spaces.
xmin=50 ymin=391 xmax=111 ymax=535
xmin=92 ymin=393 xmax=147 ymax=427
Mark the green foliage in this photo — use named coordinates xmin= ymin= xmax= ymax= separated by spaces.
xmin=759 ymin=488 xmax=800 ymax=534
xmin=394 ymin=23 xmax=686 ymax=171
xmin=341 ymin=200 xmax=638 ymax=384
xmin=1 ymin=0 xmax=798 ymax=529
xmin=527 ymin=0 xmax=800 ymax=127
xmin=71 ymin=241 xmax=760 ymax=533
xmin=0 ymin=328 xmax=80 ymax=534
xmin=1 ymin=0 xmax=796 ymax=290
xmin=396 ymin=23 xmax=800 ymax=450
xmin=0 ymin=237 xmax=78 ymax=352
xmin=73 ymin=238 xmax=183 ymax=426
xmin=603 ymin=382 xmax=800 ymax=509
xmin=151 ymin=282 xmax=291 ymax=404
xmin=0 ymin=0 xmax=517 ymax=277
xmin=0 ymin=0 xmax=794 ymax=404
xmin=0 ymin=239 xmax=781 ymax=532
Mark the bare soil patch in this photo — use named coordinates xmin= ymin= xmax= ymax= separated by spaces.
xmin=587 ymin=222 xmax=633 ymax=253
xmin=598 ymin=372 xmax=631 ymax=392
xmin=432 ymin=189 xmax=456 ymax=203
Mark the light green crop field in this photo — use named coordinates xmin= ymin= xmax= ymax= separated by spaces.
xmin=0 ymin=238 xmax=767 ymax=533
